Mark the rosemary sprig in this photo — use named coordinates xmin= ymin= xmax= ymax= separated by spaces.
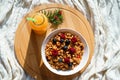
xmin=41 ymin=9 xmax=63 ymax=25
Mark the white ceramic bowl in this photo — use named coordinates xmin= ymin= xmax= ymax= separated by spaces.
xmin=41 ymin=28 xmax=89 ymax=76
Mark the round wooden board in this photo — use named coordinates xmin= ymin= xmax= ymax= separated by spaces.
xmin=14 ymin=4 xmax=94 ymax=80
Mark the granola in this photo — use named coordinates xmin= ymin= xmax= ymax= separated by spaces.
xmin=45 ymin=32 xmax=84 ymax=70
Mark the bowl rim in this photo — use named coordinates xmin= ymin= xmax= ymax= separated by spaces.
xmin=41 ymin=28 xmax=90 ymax=76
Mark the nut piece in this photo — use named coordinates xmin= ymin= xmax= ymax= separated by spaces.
xmin=56 ymin=42 xmax=61 ymax=47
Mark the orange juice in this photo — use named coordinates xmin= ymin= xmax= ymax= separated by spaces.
xmin=28 ymin=13 xmax=48 ymax=35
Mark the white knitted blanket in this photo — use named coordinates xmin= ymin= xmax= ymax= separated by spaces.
xmin=0 ymin=0 xmax=120 ymax=80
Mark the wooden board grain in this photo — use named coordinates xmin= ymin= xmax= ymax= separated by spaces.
xmin=14 ymin=4 xmax=94 ymax=80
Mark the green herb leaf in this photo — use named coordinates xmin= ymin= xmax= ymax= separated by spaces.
xmin=41 ymin=9 xmax=63 ymax=26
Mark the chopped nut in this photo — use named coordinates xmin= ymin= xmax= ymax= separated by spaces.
xmin=60 ymin=50 xmax=63 ymax=53
xmin=64 ymin=64 xmax=68 ymax=68
xmin=62 ymin=68 xmax=66 ymax=71
xmin=56 ymin=42 xmax=61 ymax=47
xmin=53 ymin=59 xmax=58 ymax=62
xmin=70 ymin=59 xmax=73 ymax=62
xmin=53 ymin=45 xmax=57 ymax=49
xmin=47 ymin=56 xmax=52 ymax=60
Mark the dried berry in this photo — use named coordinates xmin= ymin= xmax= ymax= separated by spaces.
xmin=69 ymin=47 xmax=76 ymax=54
xmin=60 ymin=33 xmax=65 ymax=39
xmin=64 ymin=57 xmax=70 ymax=63
xmin=62 ymin=46 xmax=68 ymax=51
xmin=65 ymin=39 xmax=70 ymax=45
xmin=60 ymin=39 xmax=64 ymax=43
xmin=77 ymin=55 xmax=81 ymax=58
xmin=58 ymin=58 xmax=63 ymax=62
xmin=71 ymin=36 xmax=77 ymax=43
xmin=80 ymin=45 xmax=84 ymax=51
xmin=52 ymin=49 xmax=58 ymax=56
xmin=68 ymin=62 xmax=73 ymax=67
xmin=52 ymin=38 xmax=57 ymax=44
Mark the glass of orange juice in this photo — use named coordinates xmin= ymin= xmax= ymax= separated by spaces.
xmin=27 ymin=13 xmax=48 ymax=35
